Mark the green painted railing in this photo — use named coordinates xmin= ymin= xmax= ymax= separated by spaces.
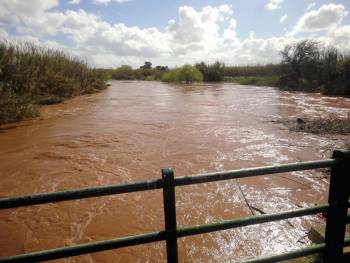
xmin=0 ymin=150 xmax=349 ymax=263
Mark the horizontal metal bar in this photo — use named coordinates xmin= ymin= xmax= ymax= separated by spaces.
xmin=0 ymin=179 xmax=163 ymax=209
xmin=175 ymin=159 xmax=336 ymax=186
xmin=242 ymin=237 xmax=350 ymax=263
xmin=0 ymin=231 xmax=166 ymax=263
xmin=0 ymin=159 xmax=335 ymax=209
xmin=241 ymin=242 xmax=325 ymax=263
xmin=177 ymin=204 xmax=328 ymax=238
xmin=0 ymin=205 xmax=345 ymax=263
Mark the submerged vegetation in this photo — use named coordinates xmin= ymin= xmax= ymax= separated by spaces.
xmin=275 ymin=115 xmax=350 ymax=135
xmin=0 ymin=41 xmax=106 ymax=125
xmin=161 ymin=65 xmax=203 ymax=83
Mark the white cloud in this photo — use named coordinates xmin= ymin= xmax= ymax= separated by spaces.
xmin=265 ymin=0 xmax=284 ymax=11
xmin=280 ymin=14 xmax=288 ymax=23
xmin=69 ymin=0 xmax=80 ymax=4
xmin=0 ymin=2 xmax=349 ymax=68
xmin=306 ymin=2 xmax=316 ymax=11
xmin=328 ymin=25 xmax=350 ymax=52
xmin=292 ymin=4 xmax=348 ymax=34
xmin=93 ymin=0 xmax=131 ymax=5
xmin=0 ymin=27 xmax=9 ymax=39
xmin=167 ymin=5 xmax=234 ymax=45
xmin=0 ymin=0 xmax=63 ymax=35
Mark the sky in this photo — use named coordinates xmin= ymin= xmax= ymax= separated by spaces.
xmin=0 ymin=0 xmax=350 ymax=68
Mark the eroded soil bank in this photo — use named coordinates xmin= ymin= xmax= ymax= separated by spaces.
xmin=0 ymin=81 xmax=349 ymax=262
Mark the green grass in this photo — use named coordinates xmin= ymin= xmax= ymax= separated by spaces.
xmin=0 ymin=41 xmax=106 ymax=125
xmin=223 ymin=75 xmax=280 ymax=87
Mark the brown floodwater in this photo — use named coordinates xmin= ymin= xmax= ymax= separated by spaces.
xmin=1 ymin=81 xmax=350 ymax=262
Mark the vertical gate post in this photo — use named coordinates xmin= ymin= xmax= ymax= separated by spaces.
xmin=324 ymin=150 xmax=350 ymax=262
xmin=162 ymin=168 xmax=178 ymax=263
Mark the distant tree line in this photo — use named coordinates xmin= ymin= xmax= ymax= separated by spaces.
xmin=97 ymin=40 xmax=349 ymax=96
xmin=94 ymin=62 xmax=169 ymax=81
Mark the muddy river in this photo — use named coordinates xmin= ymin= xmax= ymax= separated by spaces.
xmin=1 ymin=81 xmax=350 ymax=262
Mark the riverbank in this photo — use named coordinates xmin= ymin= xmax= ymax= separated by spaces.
xmin=223 ymin=75 xmax=280 ymax=87
xmin=0 ymin=41 xmax=106 ymax=125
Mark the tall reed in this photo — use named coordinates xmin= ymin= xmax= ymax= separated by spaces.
xmin=0 ymin=41 xmax=106 ymax=124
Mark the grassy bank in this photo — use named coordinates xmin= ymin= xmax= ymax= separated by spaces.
xmin=223 ymin=75 xmax=280 ymax=87
xmin=0 ymin=41 xmax=106 ymax=125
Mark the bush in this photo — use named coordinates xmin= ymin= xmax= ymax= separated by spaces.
xmin=280 ymin=40 xmax=320 ymax=91
xmin=92 ymin=68 xmax=114 ymax=81
xmin=0 ymin=40 xmax=106 ymax=124
xmin=145 ymin=75 xmax=156 ymax=81
xmin=0 ymin=93 xmax=38 ymax=124
xmin=161 ymin=65 xmax=203 ymax=83
xmin=195 ymin=61 xmax=225 ymax=81
xmin=112 ymin=65 xmax=135 ymax=80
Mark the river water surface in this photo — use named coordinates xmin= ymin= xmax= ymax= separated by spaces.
xmin=1 ymin=81 xmax=350 ymax=262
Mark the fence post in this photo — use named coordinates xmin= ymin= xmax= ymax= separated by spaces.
xmin=324 ymin=150 xmax=350 ymax=262
xmin=162 ymin=168 xmax=178 ymax=263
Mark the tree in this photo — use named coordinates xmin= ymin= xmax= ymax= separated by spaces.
xmin=206 ymin=61 xmax=225 ymax=81
xmin=140 ymin=61 xmax=152 ymax=69
xmin=155 ymin=65 xmax=168 ymax=71
xmin=195 ymin=61 xmax=225 ymax=81
xmin=177 ymin=65 xmax=203 ymax=83
xmin=112 ymin=65 xmax=135 ymax=80
xmin=280 ymin=40 xmax=320 ymax=90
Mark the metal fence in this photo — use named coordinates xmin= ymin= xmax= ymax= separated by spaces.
xmin=0 ymin=150 xmax=349 ymax=263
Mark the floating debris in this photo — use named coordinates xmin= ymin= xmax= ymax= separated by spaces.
xmin=275 ymin=115 xmax=350 ymax=134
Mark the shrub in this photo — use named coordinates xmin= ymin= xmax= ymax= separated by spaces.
xmin=0 ymin=40 xmax=106 ymax=124
xmin=280 ymin=40 xmax=320 ymax=91
xmin=161 ymin=65 xmax=203 ymax=83
xmin=112 ymin=65 xmax=135 ymax=80
xmin=145 ymin=75 xmax=156 ymax=81
xmin=0 ymin=92 xmax=38 ymax=124
xmin=195 ymin=61 xmax=225 ymax=81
